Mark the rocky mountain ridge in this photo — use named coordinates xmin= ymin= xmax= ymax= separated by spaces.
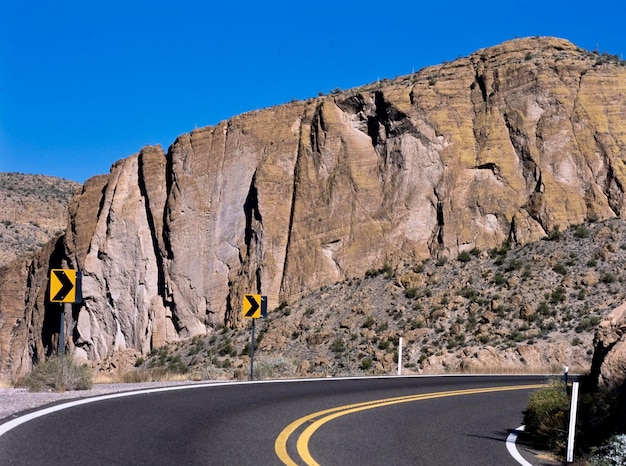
xmin=0 ymin=173 xmax=80 ymax=266
xmin=2 ymin=36 xmax=626 ymax=384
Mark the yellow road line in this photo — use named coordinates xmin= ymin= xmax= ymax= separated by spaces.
xmin=275 ymin=383 xmax=545 ymax=466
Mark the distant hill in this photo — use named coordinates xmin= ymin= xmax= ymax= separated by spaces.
xmin=0 ymin=172 xmax=81 ymax=266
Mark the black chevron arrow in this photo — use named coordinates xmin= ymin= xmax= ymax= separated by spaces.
xmin=52 ymin=270 xmax=74 ymax=301
xmin=244 ymin=295 xmax=260 ymax=317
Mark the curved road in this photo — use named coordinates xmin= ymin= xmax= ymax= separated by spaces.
xmin=0 ymin=375 xmax=547 ymax=465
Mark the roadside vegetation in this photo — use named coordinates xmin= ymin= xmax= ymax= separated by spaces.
xmin=19 ymin=355 xmax=93 ymax=392
xmin=523 ymin=377 xmax=623 ymax=463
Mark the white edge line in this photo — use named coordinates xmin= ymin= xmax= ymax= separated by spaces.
xmin=0 ymin=381 xmax=230 ymax=437
xmin=1 ymin=374 xmax=548 ymax=439
xmin=506 ymin=425 xmax=533 ymax=466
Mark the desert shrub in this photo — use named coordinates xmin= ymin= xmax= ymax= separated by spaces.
xmin=359 ymin=357 xmax=373 ymax=370
xmin=493 ymin=272 xmax=506 ymax=285
xmin=254 ymin=356 xmax=294 ymax=379
xmin=547 ymin=226 xmax=562 ymax=241
xmin=489 ymin=242 xmax=511 ymax=258
xmin=523 ymin=382 xmax=570 ymax=450
xmin=505 ymin=258 xmax=523 ymax=272
xmin=458 ymin=286 xmax=480 ymax=301
xmin=590 ymin=434 xmax=626 ymax=465
xmin=331 ymin=338 xmax=346 ymax=354
xmin=21 ymin=356 xmax=93 ymax=392
xmin=576 ymin=316 xmax=602 ymax=333
xmin=600 ymin=273 xmax=616 ymax=284
xmin=550 ymin=286 xmax=566 ymax=304
xmin=218 ymin=341 xmax=236 ymax=357
xmin=574 ymin=225 xmax=590 ymax=238
xmin=412 ymin=263 xmax=425 ymax=273
xmin=362 ymin=316 xmax=376 ymax=329
xmin=165 ymin=354 xmax=189 ymax=374
xmin=381 ymin=263 xmax=394 ymax=277
xmin=378 ymin=339 xmax=391 ymax=351
xmin=405 ymin=287 xmax=420 ymax=299
xmin=457 ymin=250 xmax=472 ymax=263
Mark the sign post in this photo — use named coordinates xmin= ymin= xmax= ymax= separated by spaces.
xmin=49 ymin=269 xmax=82 ymax=356
xmin=242 ymin=294 xmax=267 ymax=380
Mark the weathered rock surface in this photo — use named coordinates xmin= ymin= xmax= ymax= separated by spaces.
xmin=0 ymin=173 xmax=80 ymax=266
xmin=592 ymin=302 xmax=626 ymax=391
xmin=2 ymin=37 xmax=626 ymax=382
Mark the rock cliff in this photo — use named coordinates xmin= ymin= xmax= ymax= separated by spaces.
xmin=2 ymin=37 xmax=626 ymax=382
xmin=0 ymin=173 xmax=80 ymax=267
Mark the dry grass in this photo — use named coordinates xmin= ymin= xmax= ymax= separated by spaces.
xmin=19 ymin=356 xmax=93 ymax=392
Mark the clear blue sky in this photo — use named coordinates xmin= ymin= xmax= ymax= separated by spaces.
xmin=1 ymin=0 xmax=625 ymax=183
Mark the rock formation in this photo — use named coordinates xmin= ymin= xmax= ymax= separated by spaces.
xmin=2 ymin=36 xmax=626 ymax=383
xmin=592 ymin=302 xmax=626 ymax=391
xmin=0 ymin=173 xmax=80 ymax=267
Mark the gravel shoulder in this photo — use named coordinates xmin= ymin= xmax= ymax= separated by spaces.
xmin=0 ymin=381 xmax=213 ymax=423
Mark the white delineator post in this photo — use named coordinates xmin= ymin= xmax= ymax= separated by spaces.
xmin=397 ymin=337 xmax=403 ymax=375
xmin=566 ymin=381 xmax=580 ymax=463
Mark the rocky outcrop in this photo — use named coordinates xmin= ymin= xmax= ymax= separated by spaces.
xmin=0 ymin=173 xmax=80 ymax=267
xmin=591 ymin=302 xmax=626 ymax=391
xmin=2 ymin=37 xmax=626 ymax=382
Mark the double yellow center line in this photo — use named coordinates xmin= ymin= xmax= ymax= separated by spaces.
xmin=274 ymin=383 xmax=545 ymax=465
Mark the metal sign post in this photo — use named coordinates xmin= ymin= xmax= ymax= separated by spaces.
xmin=59 ymin=304 xmax=66 ymax=355
xmin=242 ymin=295 xmax=267 ymax=380
xmin=49 ymin=269 xmax=82 ymax=356
xmin=249 ymin=319 xmax=256 ymax=381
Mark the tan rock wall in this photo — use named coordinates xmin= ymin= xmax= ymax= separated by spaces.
xmin=3 ymin=37 xmax=626 ymax=382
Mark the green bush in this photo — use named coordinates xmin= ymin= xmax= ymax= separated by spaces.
xmin=331 ymin=338 xmax=346 ymax=354
xmin=574 ymin=225 xmax=590 ymax=239
xmin=21 ymin=356 xmax=93 ymax=392
xmin=405 ymin=287 xmax=421 ymax=299
xmin=523 ymin=382 xmax=570 ymax=450
xmin=359 ymin=357 xmax=373 ymax=370
xmin=493 ymin=272 xmax=506 ymax=285
xmin=362 ymin=316 xmax=376 ymax=329
xmin=457 ymin=250 xmax=472 ymax=263
xmin=547 ymin=226 xmax=562 ymax=241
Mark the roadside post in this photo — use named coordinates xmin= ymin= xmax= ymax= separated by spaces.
xmin=397 ymin=337 xmax=403 ymax=375
xmin=566 ymin=381 xmax=580 ymax=463
xmin=242 ymin=294 xmax=267 ymax=380
xmin=49 ymin=269 xmax=82 ymax=355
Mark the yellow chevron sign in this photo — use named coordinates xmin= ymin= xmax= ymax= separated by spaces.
xmin=243 ymin=294 xmax=267 ymax=318
xmin=49 ymin=269 xmax=78 ymax=303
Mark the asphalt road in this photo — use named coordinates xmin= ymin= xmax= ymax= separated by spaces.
xmin=0 ymin=375 xmax=548 ymax=465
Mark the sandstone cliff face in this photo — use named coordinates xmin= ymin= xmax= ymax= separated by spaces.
xmin=2 ymin=37 xmax=626 ymax=382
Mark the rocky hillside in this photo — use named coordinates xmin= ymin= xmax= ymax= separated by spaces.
xmin=0 ymin=173 xmax=80 ymax=266
xmin=2 ymin=36 xmax=626 ymax=384
xmin=109 ymin=218 xmax=623 ymax=380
